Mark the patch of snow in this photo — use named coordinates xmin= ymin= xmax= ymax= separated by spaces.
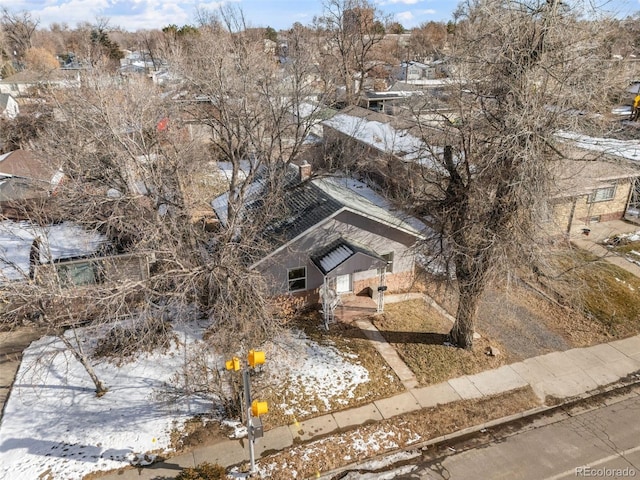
xmin=351 ymin=430 xmax=398 ymax=454
xmin=0 ymin=220 xmax=105 ymax=281
xmin=106 ymin=188 xmax=122 ymax=198
xmin=322 ymin=113 xmax=439 ymax=165
xmin=556 ymin=131 xmax=640 ymax=162
xmin=340 ymin=464 xmax=418 ymax=480
xmin=222 ymin=420 xmax=247 ymax=439
xmin=0 ymin=322 xmax=213 ymax=480
xmin=611 ymin=105 xmax=632 ymax=116
xmin=266 ymin=330 xmax=369 ymax=418
xmin=0 ymin=320 xmax=380 ymax=479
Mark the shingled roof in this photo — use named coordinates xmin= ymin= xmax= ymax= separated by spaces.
xmin=211 ymin=164 xmax=425 ymax=268
xmin=0 ymin=150 xmax=62 ymax=184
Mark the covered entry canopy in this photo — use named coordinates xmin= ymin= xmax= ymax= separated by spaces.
xmin=311 ymin=237 xmax=387 ymax=277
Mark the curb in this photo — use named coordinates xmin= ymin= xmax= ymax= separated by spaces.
xmin=311 ymin=373 xmax=640 ymax=480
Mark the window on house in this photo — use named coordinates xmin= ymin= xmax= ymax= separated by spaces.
xmin=589 ymin=186 xmax=616 ymax=203
xmin=56 ymin=261 xmax=102 ymax=287
xmin=288 ymin=267 xmax=306 ymax=291
xmin=381 ymin=252 xmax=394 ymax=273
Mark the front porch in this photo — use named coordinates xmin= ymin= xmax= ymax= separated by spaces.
xmin=333 ymin=294 xmax=378 ymax=323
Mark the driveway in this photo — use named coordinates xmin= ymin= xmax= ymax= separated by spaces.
xmin=0 ymin=326 xmax=44 ymax=423
xmin=570 ymin=219 xmax=640 ymax=277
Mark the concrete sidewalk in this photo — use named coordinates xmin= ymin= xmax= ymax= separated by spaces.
xmin=98 ymin=331 xmax=640 ymax=480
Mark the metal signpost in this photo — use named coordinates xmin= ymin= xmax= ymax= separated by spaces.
xmin=226 ymin=350 xmax=268 ymax=476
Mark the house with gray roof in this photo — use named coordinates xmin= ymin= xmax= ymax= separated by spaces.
xmin=211 ymin=163 xmax=425 ymax=321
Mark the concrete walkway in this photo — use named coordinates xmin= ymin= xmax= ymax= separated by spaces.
xmin=354 ymin=318 xmax=419 ymax=390
xmin=97 ymin=330 xmax=640 ymax=479
xmin=570 ymin=219 xmax=640 ymax=277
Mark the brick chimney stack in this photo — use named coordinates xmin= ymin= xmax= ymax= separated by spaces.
xmin=299 ymin=160 xmax=311 ymax=182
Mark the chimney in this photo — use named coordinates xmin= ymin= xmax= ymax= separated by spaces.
xmin=298 ymin=160 xmax=311 ymax=182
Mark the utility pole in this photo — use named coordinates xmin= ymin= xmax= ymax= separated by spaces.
xmin=226 ymin=350 xmax=268 ymax=476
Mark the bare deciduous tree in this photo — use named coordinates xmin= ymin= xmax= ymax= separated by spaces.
xmin=313 ymin=0 xmax=389 ymax=105
xmin=171 ymin=6 xmax=323 ymax=355
xmin=401 ymin=0 xmax=624 ymax=348
xmin=1 ymin=5 xmax=322 ymax=401
xmin=1 ymin=8 xmax=38 ymax=62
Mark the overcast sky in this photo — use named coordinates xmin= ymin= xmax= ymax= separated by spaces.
xmin=0 ymin=0 xmax=638 ymax=32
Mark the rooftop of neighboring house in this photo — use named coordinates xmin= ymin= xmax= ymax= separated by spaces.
xmin=0 ymin=220 xmax=106 ymax=281
xmin=0 ymin=150 xmax=63 ymax=185
xmin=0 ymin=69 xmax=80 ymax=85
xmin=552 ymin=135 xmax=640 ymax=198
xmin=321 ymin=105 xmax=441 ymax=165
xmin=362 ymin=90 xmax=423 ymax=101
xmin=556 ymin=131 xmax=640 ymax=164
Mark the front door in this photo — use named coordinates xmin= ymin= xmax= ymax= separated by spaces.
xmin=335 ymin=274 xmax=352 ymax=294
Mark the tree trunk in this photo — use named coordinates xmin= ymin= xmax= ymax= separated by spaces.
xmin=58 ymin=329 xmax=108 ymax=397
xmin=448 ymin=281 xmax=481 ymax=349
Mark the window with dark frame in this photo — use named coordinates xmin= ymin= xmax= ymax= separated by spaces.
xmin=288 ymin=266 xmax=306 ymax=291
xmin=56 ymin=260 xmax=103 ymax=287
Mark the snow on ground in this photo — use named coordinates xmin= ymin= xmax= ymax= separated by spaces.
xmin=0 ymin=323 xmax=372 ymax=479
xmin=256 ymin=421 xmax=423 ymax=479
xmin=266 ymin=329 xmax=369 ymax=417
xmin=556 ymin=131 xmax=640 ymax=162
xmin=0 ymin=321 xmax=212 ymax=480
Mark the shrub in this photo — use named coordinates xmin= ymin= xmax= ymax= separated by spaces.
xmin=176 ymin=462 xmax=226 ymax=480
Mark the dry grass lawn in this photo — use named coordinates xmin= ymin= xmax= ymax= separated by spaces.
xmin=371 ymin=299 xmax=508 ymax=386
xmin=543 ymin=249 xmax=640 ymax=342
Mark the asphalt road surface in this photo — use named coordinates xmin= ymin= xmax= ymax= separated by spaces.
xmin=336 ymin=389 xmax=640 ymax=479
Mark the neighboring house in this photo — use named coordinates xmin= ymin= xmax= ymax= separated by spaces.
xmin=0 ymin=220 xmax=150 ymax=286
xmin=394 ymin=60 xmax=447 ymax=83
xmin=550 ymin=134 xmax=640 ymax=234
xmin=0 ymin=69 xmax=81 ymax=96
xmin=119 ymin=50 xmax=167 ymax=80
xmin=321 ymin=105 xmax=440 ymax=194
xmin=0 ymin=150 xmax=64 ymax=216
xmin=211 ymin=163 xmax=425 ymax=321
xmin=0 ymin=93 xmax=19 ymax=120
xmin=0 ymin=220 xmax=104 ymax=282
xmin=359 ymin=90 xmax=418 ymax=114
xmin=550 ymin=159 xmax=639 ymax=234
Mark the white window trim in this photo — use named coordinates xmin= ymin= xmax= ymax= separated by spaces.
xmin=381 ymin=252 xmax=394 ymax=273
xmin=588 ymin=185 xmax=616 ymax=203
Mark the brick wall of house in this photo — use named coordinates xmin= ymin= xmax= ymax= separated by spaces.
xmin=551 ymin=180 xmax=632 ymax=234
xmin=353 ymin=269 xmax=415 ymax=298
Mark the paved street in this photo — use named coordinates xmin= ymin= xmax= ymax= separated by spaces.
xmin=360 ymin=389 xmax=640 ymax=479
